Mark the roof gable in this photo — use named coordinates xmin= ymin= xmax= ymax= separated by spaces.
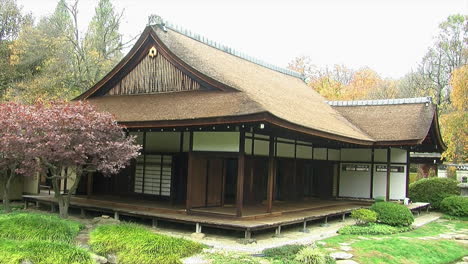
xmin=76 ymin=26 xmax=237 ymax=100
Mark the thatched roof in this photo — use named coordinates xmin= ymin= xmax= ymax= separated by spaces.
xmin=78 ymin=24 xmax=444 ymax=148
xmin=87 ymin=90 xmax=264 ymax=122
xmin=332 ymin=103 xmax=434 ymax=142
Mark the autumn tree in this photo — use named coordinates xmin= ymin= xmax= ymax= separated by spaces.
xmin=440 ymin=65 xmax=468 ymax=163
xmin=0 ymin=102 xmax=40 ymax=212
xmin=33 ymin=102 xmax=140 ymax=218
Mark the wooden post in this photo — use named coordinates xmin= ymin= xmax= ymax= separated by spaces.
xmin=370 ymin=148 xmax=375 ymax=199
xmin=245 ymin=230 xmax=252 ymax=239
xmin=236 ymin=130 xmax=246 ymax=217
xmin=386 ymin=147 xmax=391 ymax=201
xmin=405 ymin=148 xmax=410 ymax=198
xmin=266 ymin=135 xmax=275 ymax=213
xmin=186 ymin=131 xmax=194 ymax=211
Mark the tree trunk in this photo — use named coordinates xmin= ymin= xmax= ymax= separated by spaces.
xmin=2 ymin=170 xmax=14 ymax=213
xmin=50 ymin=167 xmax=83 ymax=219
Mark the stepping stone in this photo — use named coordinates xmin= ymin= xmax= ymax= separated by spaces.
xmin=340 ymin=246 xmax=352 ymax=251
xmin=455 ymin=235 xmax=468 ymax=240
xmin=317 ymin=241 xmax=326 ymax=246
xmin=339 ymin=242 xmax=351 ymax=246
xmin=324 ymin=248 xmax=337 ymax=251
xmin=336 ymin=260 xmax=360 ymax=264
xmin=330 ymin=252 xmax=353 ymax=260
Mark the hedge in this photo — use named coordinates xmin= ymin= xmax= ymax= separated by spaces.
xmin=440 ymin=196 xmax=468 ymax=217
xmin=409 ymin=177 xmax=459 ymax=209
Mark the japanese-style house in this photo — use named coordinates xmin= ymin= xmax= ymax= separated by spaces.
xmin=21 ymin=19 xmax=445 ymax=237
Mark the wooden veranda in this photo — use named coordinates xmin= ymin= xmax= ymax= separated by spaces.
xmin=23 ymin=194 xmax=374 ymax=238
xmin=22 ymin=194 xmax=431 ymax=238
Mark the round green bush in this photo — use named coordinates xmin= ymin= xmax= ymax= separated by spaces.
xmin=409 ymin=177 xmax=459 ymax=209
xmin=351 ymin=208 xmax=377 ymax=225
xmin=370 ymin=202 xmax=414 ymax=227
xmin=440 ymin=196 xmax=468 ymax=217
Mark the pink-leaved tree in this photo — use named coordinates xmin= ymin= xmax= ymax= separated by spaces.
xmin=33 ymin=101 xmax=141 ymax=218
xmin=0 ymin=103 xmax=41 ymax=213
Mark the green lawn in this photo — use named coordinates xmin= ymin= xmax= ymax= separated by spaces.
xmin=318 ymin=220 xmax=468 ymax=264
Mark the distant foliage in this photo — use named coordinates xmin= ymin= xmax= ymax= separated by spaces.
xmin=409 ymin=177 xmax=460 ymax=209
xmin=370 ymin=202 xmax=414 ymax=227
xmin=440 ymin=196 xmax=468 ymax=217
xmin=351 ymin=209 xmax=377 ymax=225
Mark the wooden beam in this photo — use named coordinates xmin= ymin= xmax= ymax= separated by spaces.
xmin=386 ymin=147 xmax=391 ymax=201
xmin=236 ymin=130 xmax=246 ymax=217
xmin=266 ymin=135 xmax=275 ymax=213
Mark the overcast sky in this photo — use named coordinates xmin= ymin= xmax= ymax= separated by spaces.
xmin=17 ymin=0 xmax=467 ymax=78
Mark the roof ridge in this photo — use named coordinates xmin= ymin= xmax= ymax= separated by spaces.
xmin=153 ymin=20 xmax=305 ymax=80
xmin=327 ymin=97 xmax=433 ymax=107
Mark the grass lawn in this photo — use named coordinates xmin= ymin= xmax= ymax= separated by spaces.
xmin=89 ymin=223 xmax=204 ymax=264
xmin=318 ymin=220 xmax=468 ymax=264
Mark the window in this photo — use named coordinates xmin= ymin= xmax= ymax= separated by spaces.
xmin=134 ymin=154 xmax=172 ymax=196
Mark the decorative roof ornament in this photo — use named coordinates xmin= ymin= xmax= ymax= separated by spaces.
xmin=148 ymin=14 xmax=167 ymax=32
xmin=148 ymin=46 xmax=157 ymax=58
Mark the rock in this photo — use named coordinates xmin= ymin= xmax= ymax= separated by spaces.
xmin=191 ymin=232 xmax=206 ymax=239
xmin=20 ymin=260 xmax=33 ymax=264
xmin=182 ymin=255 xmax=209 ymax=264
xmin=330 ymin=252 xmax=353 ymax=260
xmin=336 ymin=260 xmax=360 ymax=264
xmin=324 ymin=248 xmax=337 ymax=251
xmin=237 ymin=238 xmax=257 ymax=245
xmin=317 ymin=241 xmax=326 ymax=246
xmin=463 ymin=256 xmax=468 ymax=261
xmin=340 ymin=246 xmax=352 ymax=251
xmin=92 ymin=216 xmax=120 ymax=226
xmin=107 ymin=254 xmax=117 ymax=264
xmin=90 ymin=254 xmax=108 ymax=264
xmin=455 ymin=235 xmax=468 ymax=240
xmin=339 ymin=242 xmax=351 ymax=246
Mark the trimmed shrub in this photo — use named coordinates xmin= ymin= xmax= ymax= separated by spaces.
xmin=338 ymin=223 xmax=412 ymax=235
xmin=294 ymin=247 xmax=335 ymax=264
xmin=370 ymin=202 xmax=414 ymax=227
xmin=440 ymin=196 xmax=468 ymax=217
xmin=351 ymin=208 xmax=377 ymax=225
xmin=409 ymin=177 xmax=459 ymax=209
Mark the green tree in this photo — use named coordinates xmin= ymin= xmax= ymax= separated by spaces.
xmin=419 ymin=14 xmax=467 ymax=107
xmin=84 ymin=0 xmax=124 ymax=88
xmin=6 ymin=0 xmax=126 ymax=103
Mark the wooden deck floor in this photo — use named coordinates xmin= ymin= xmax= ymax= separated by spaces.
xmin=22 ymin=194 xmax=429 ymax=238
